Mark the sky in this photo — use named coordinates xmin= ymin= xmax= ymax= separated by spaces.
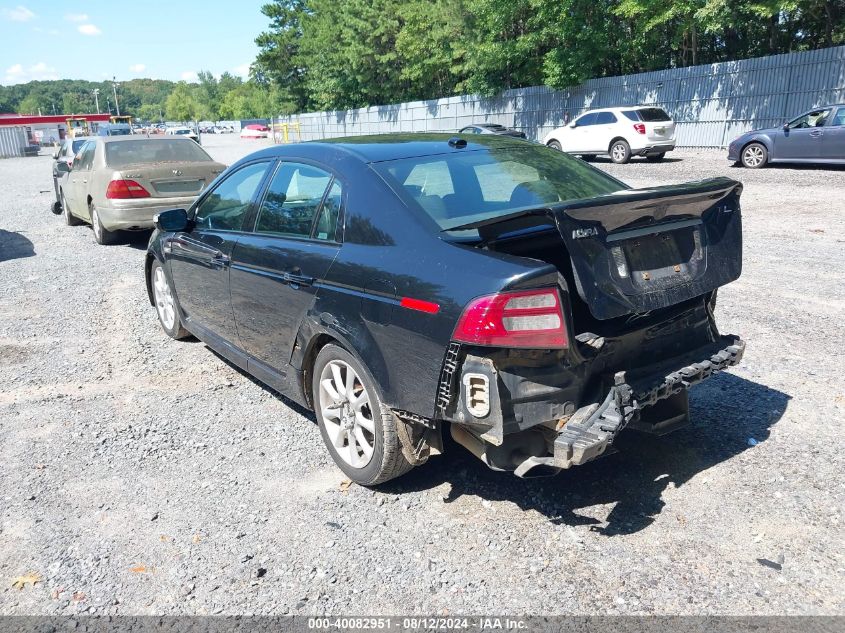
xmin=0 ymin=1 xmax=270 ymax=85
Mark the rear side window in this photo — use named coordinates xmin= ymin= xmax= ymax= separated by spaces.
xmin=637 ymin=108 xmax=672 ymax=122
xmin=255 ymin=163 xmax=334 ymax=238
xmin=595 ymin=112 xmax=618 ymax=124
xmin=621 ymin=110 xmax=640 ymax=122
xmin=105 ymin=139 xmax=212 ymax=167
xmin=195 ymin=161 xmax=270 ymax=232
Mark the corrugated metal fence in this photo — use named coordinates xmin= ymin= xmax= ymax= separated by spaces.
xmin=278 ymin=45 xmax=845 ymax=148
xmin=0 ymin=127 xmax=26 ymax=159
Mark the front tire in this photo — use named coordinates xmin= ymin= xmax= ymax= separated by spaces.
xmin=313 ymin=344 xmax=413 ymax=486
xmin=151 ymin=260 xmax=190 ymax=339
xmin=741 ymin=143 xmax=768 ymax=168
xmin=90 ymin=204 xmax=118 ymax=245
xmin=610 ymin=139 xmax=631 ymax=164
xmin=547 ymin=140 xmax=562 ymax=151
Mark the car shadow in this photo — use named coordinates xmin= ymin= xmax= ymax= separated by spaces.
xmin=0 ymin=229 xmax=36 ymax=262
xmin=123 ymin=230 xmax=154 ymax=250
xmin=588 ymin=156 xmax=683 ymax=165
xmin=379 ymin=372 xmax=790 ymax=536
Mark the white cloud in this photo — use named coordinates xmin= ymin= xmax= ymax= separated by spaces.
xmin=180 ymin=71 xmax=198 ymax=82
xmin=1 ymin=5 xmax=35 ymax=21
xmin=129 ymin=63 xmax=146 ymax=73
xmin=65 ymin=13 xmax=89 ymax=22
xmin=233 ymin=63 xmax=251 ymax=78
xmin=77 ymin=23 xmax=101 ymax=36
xmin=4 ymin=61 xmax=58 ymax=84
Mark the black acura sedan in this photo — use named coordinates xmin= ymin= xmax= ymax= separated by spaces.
xmin=146 ymin=134 xmax=744 ymax=485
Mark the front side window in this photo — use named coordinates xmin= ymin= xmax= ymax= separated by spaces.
xmin=255 ymin=163 xmax=334 ymax=238
xmin=76 ymin=142 xmax=96 ymax=170
xmin=574 ymin=113 xmax=597 ymax=127
xmin=788 ymin=108 xmax=831 ymax=129
xmin=375 ymin=145 xmax=624 ymax=233
xmin=195 ymin=161 xmax=270 ymax=232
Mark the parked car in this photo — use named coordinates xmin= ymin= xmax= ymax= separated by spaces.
xmin=145 ymin=134 xmax=744 ymax=485
xmin=165 ymin=126 xmax=199 ymax=143
xmin=51 ymin=136 xmax=93 ymax=211
xmin=728 ymin=104 xmax=845 ymax=168
xmin=240 ymin=124 xmax=269 ymax=139
xmin=543 ymin=106 xmax=676 ymax=163
xmin=56 ymin=136 xmax=226 ymax=244
xmin=458 ymin=123 xmax=527 ymax=139
xmin=97 ymin=123 xmax=132 ymax=136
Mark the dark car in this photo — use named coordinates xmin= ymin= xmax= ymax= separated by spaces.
xmin=459 ymin=123 xmax=527 ymax=139
xmin=145 ymin=134 xmax=745 ymax=485
xmin=728 ymin=104 xmax=845 ymax=168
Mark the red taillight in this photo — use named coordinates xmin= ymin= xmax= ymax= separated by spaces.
xmin=453 ymin=288 xmax=568 ymax=349
xmin=106 ymin=179 xmax=150 ymax=199
xmin=633 ymin=123 xmax=646 ymax=135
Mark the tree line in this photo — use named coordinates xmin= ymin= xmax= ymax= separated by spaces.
xmin=253 ymin=0 xmax=844 ymax=112
xmin=0 ymin=74 xmax=281 ymax=122
xmin=2 ymin=0 xmax=842 ymax=119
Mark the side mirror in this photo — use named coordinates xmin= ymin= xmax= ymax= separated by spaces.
xmin=568 ymin=121 xmax=577 ymax=128
xmin=52 ymin=151 xmax=59 ymax=160
xmin=56 ymin=161 xmax=71 ymax=174
xmin=154 ymin=208 xmax=189 ymax=232
xmin=783 ymin=123 xmax=790 ymax=131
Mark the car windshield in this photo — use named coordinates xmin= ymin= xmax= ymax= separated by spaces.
xmin=105 ymin=139 xmax=212 ymax=167
xmin=174 ymin=129 xmax=192 ymax=135
xmin=637 ymin=108 xmax=671 ymax=122
xmin=374 ymin=146 xmax=625 ymax=233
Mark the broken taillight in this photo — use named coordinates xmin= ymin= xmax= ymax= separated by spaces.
xmin=453 ymin=288 xmax=568 ymax=349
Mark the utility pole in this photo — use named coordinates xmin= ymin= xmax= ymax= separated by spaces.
xmin=112 ymin=76 xmax=121 ymax=116
xmin=107 ymin=98 xmax=111 ymax=114
xmin=93 ymin=88 xmax=100 ymax=114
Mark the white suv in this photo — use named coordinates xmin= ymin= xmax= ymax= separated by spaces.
xmin=542 ymin=106 xmax=676 ymax=164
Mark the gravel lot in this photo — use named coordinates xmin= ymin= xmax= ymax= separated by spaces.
xmin=1 ymin=136 xmax=843 ymax=616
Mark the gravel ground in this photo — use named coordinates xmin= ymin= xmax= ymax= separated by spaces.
xmin=1 ymin=136 xmax=843 ymax=616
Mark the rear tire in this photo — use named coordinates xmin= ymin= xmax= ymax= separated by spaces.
xmin=741 ymin=142 xmax=768 ymax=169
xmin=313 ymin=344 xmax=413 ymax=486
xmin=91 ymin=204 xmax=119 ymax=245
xmin=646 ymin=152 xmax=666 ymax=162
xmin=610 ymin=139 xmax=631 ymax=164
xmin=61 ymin=191 xmax=81 ymax=226
xmin=547 ymin=140 xmax=562 ymax=151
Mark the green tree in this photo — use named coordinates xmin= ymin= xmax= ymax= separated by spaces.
xmin=165 ymin=82 xmax=200 ymax=122
xmin=17 ymin=94 xmax=43 ymax=114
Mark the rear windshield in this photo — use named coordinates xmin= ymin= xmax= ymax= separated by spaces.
xmin=637 ymin=108 xmax=672 ymax=122
xmin=374 ymin=145 xmax=625 ymax=232
xmin=105 ymin=139 xmax=212 ymax=168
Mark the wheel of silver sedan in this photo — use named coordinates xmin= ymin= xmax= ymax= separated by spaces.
xmin=153 ymin=266 xmax=177 ymax=331
xmin=318 ymin=360 xmax=376 ymax=469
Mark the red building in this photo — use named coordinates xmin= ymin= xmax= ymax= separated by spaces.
xmin=0 ymin=113 xmax=112 ymax=145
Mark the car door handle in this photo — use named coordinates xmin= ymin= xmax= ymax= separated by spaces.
xmin=210 ymin=252 xmax=230 ymax=269
xmin=809 ymin=130 xmax=823 ymax=138
xmin=284 ymin=272 xmax=314 ymax=287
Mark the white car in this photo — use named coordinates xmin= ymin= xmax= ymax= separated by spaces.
xmin=542 ymin=106 xmax=676 ymax=164
xmin=165 ymin=126 xmax=199 ymax=143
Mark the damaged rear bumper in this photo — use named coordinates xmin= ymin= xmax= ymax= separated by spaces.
xmin=554 ymin=335 xmax=745 ymax=469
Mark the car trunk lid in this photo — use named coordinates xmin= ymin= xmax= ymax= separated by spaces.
xmin=112 ymin=161 xmax=225 ymax=198
xmin=470 ymin=177 xmax=742 ymax=320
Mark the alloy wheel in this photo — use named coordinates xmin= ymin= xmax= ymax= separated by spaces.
xmin=743 ymin=145 xmax=765 ymax=167
xmin=318 ymin=360 xmax=376 ymax=469
xmin=153 ymin=266 xmax=177 ymax=330
xmin=612 ymin=143 xmax=627 ymax=162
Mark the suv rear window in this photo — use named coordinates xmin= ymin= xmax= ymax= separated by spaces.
xmin=105 ymin=139 xmax=212 ymax=167
xmin=375 ymin=145 xmax=625 ymax=232
xmin=636 ymin=108 xmax=672 ymax=122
